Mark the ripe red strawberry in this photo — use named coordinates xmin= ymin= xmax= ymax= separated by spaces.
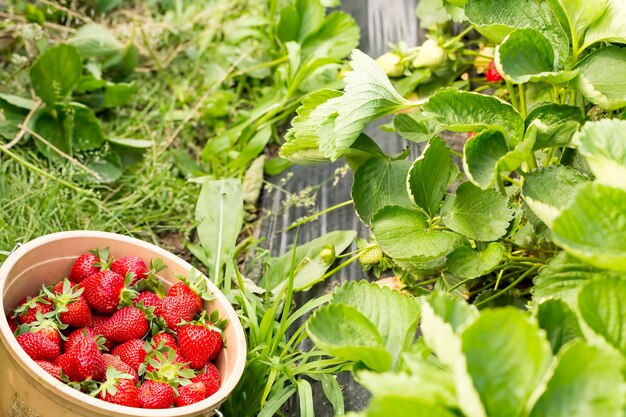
xmin=111 ymin=256 xmax=148 ymax=285
xmin=35 ymin=360 xmax=62 ymax=380
xmin=192 ymin=363 xmax=221 ymax=397
xmin=485 ymin=61 xmax=503 ymax=82
xmin=55 ymin=338 xmax=105 ymax=382
xmin=13 ymin=296 xmax=53 ymax=324
xmin=112 ymin=339 xmax=148 ymax=371
xmin=7 ymin=316 xmax=18 ymax=333
xmin=100 ymin=307 xmax=148 ymax=343
xmin=52 ymin=280 xmax=77 ymax=294
xmin=178 ymin=320 xmax=222 ymax=369
xmin=151 ymin=332 xmax=179 ymax=353
xmin=102 ymin=354 xmax=139 ymax=383
xmin=81 ymin=270 xmax=136 ymax=314
xmin=91 ymin=314 xmax=116 ymax=352
xmin=134 ymin=291 xmax=162 ymax=309
xmin=17 ymin=332 xmax=60 ymax=361
xmin=168 ymin=282 xmax=202 ymax=313
xmin=64 ymin=328 xmax=106 ymax=353
xmin=138 ymin=380 xmax=175 ymax=409
xmin=169 ymin=269 xmax=213 ymax=313
xmin=175 ymin=382 xmax=206 ymax=407
xmin=155 ymin=296 xmax=196 ymax=330
xmin=45 ymin=279 xmax=92 ymax=328
xmin=29 ymin=313 xmax=64 ymax=349
xmin=468 ymin=131 xmax=476 ymax=139
xmin=69 ymin=248 xmax=109 ymax=283
xmin=96 ymin=368 xmax=140 ymax=407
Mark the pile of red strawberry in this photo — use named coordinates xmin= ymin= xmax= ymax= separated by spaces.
xmin=5 ymin=248 xmax=225 ymax=409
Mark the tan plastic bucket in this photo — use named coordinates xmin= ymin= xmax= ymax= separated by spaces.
xmin=0 ymin=231 xmax=246 ymax=417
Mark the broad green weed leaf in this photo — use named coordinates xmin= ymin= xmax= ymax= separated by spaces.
xmin=575 ymin=46 xmax=626 ymax=110
xmin=263 ymin=230 xmax=356 ymax=293
xmin=333 ymin=281 xmax=421 ymax=367
xmin=461 ymin=308 xmax=552 ymax=417
xmin=69 ymin=23 xmax=124 ymax=59
xmin=0 ymin=95 xmax=32 ymax=139
xmin=536 ymin=299 xmax=582 ymax=354
xmin=392 ymin=112 xmax=443 ymax=143
xmin=522 ymin=166 xmax=589 ymax=228
xmin=196 ymin=179 xmax=244 ymax=282
xmin=442 ymin=182 xmax=515 ymax=241
xmin=0 ymin=94 xmax=37 ymax=110
xmin=446 ymin=242 xmax=505 ymax=279
xmin=30 ymin=44 xmax=83 ymax=106
xmin=578 ymin=276 xmax=626 ymax=356
xmin=552 ymin=183 xmax=626 ymax=271
xmin=582 ymin=0 xmax=626 ymax=50
xmin=352 ymin=158 xmax=413 ymax=225
xmin=301 ymin=11 xmax=360 ymax=60
xmin=495 ymin=29 xmax=577 ymax=84
xmin=70 ymin=104 xmax=104 ymax=151
xmin=308 ymin=303 xmax=392 ymax=372
xmin=320 ymin=50 xmax=416 ymax=160
xmin=574 ymin=119 xmax=626 ymax=190
xmin=87 ymin=151 xmax=123 ymax=183
xmin=422 ymin=89 xmax=524 ymax=147
xmin=525 ymin=103 xmax=583 ymax=150
xmin=33 ymin=109 xmax=72 ymax=159
xmin=407 ymin=137 xmax=458 ymax=218
xmin=372 ymin=206 xmax=465 ymax=261
xmin=532 ymin=252 xmax=608 ymax=307
xmin=529 ymin=342 xmax=625 ymax=417
xmin=464 ymin=0 xmax=569 ymax=66
xmin=108 ymin=138 xmax=153 ymax=148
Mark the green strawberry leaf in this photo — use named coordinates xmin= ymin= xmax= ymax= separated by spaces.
xmin=550 ymin=0 xmax=607 ymax=52
xmin=445 ymin=242 xmax=505 ymax=280
xmin=529 ymin=341 xmax=625 ymax=417
xmin=460 ymin=308 xmax=552 ymax=417
xmin=574 ymin=46 xmax=626 ymax=110
xmin=525 ymin=104 xmax=584 ymax=150
xmin=301 ymin=11 xmax=360 ymax=60
xmin=464 ymin=0 xmax=570 ymax=67
xmin=442 ymin=182 xmax=515 ymax=241
xmin=352 ymin=158 xmax=413 ymax=225
xmin=318 ymin=50 xmax=417 ymax=160
xmin=392 ymin=112 xmax=443 ymax=143
xmin=307 ymin=303 xmax=392 ymax=372
xmin=574 ymin=119 xmax=626 ymax=191
xmin=422 ymin=89 xmax=524 ymax=147
xmin=495 ymin=28 xmax=578 ymax=84
xmin=581 ymin=0 xmax=626 ymax=50
xmin=532 ymin=252 xmax=610 ymax=307
xmin=552 ymin=183 xmax=626 ymax=271
xmin=578 ymin=276 xmax=626 ymax=356
xmin=371 ymin=205 xmax=465 ymax=261
xmin=407 ymin=137 xmax=458 ymax=218
xmin=522 ymin=166 xmax=589 ymax=228
xmin=536 ymin=299 xmax=582 ymax=354
xmin=332 ymin=281 xmax=421 ymax=367
xmin=277 ymin=0 xmax=324 ymax=43
xmin=30 ymin=44 xmax=83 ymax=106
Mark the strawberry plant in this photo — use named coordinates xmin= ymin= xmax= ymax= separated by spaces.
xmin=280 ymin=0 xmax=626 ymax=305
xmin=306 ymin=281 xmax=626 ymax=417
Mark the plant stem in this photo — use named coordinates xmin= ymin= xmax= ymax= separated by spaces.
xmin=283 ymin=200 xmax=353 ymax=232
xmin=475 ymin=265 xmax=540 ymax=306
xmin=518 ymin=83 xmax=527 ymax=119
xmin=444 ymin=25 xmax=475 ymax=48
xmin=506 ymin=80 xmax=519 ymax=111
xmin=544 ymin=148 xmax=555 ymax=167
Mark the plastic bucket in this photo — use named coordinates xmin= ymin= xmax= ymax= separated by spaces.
xmin=0 ymin=231 xmax=246 ymax=417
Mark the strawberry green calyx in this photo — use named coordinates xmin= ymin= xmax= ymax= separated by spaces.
xmin=12 ymin=293 xmax=51 ymax=319
xmin=91 ymin=247 xmax=112 ymax=270
xmin=174 ymin=269 xmax=215 ymax=303
xmin=92 ymin=367 xmax=134 ymax=398
xmin=43 ymin=279 xmax=83 ymax=317
xmin=142 ymin=346 xmax=194 ymax=393
xmin=118 ymin=273 xmax=139 ymax=307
